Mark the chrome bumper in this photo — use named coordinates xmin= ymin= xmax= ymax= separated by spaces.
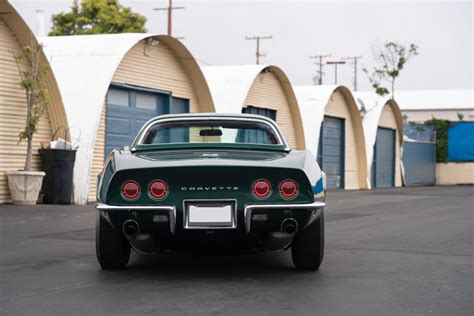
xmin=244 ymin=201 xmax=325 ymax=233
xmin=96 ymin=201 xmax=325 ymax=235
xmin=95 ymin=203 xmax=177 ymax=234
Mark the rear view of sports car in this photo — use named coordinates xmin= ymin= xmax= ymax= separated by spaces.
xmin=95 ymin=113 xmax=326 ymax=270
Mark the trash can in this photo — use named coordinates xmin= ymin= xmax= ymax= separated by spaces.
xmin=39 ymin=148 xmax=76 ymax=204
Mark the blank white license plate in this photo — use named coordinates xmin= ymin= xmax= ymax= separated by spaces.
xmin=186 ymin=202 xmax=234 ymax=228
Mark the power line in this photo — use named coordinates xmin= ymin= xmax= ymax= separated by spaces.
xmin=309 ymin=54 xmax=331 ymax=85
xmin=245 ymin=35 xmax=272 ymax=65
xmin=342 ymin=56 xmax=363 ymax=91
xmin=326 ymin=60 xmax=346 ymax=85
xmin=153 ymin=0 xmax=184 ymax=36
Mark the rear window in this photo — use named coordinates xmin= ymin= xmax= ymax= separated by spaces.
xmin=140 ymin=120 xmax=280 ymax=145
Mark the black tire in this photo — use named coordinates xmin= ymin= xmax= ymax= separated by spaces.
xmin=96 ymin=212 xmax=131 ymax=269
xmin=291 ymin=209 xmax=325 ymax=270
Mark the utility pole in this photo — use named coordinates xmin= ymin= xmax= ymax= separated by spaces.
xmin=245 ymin=35 xmax=272 ymax=64
xmin=342 ymin=56 xmax=363 ymax=91
xmin=153 ymin=0 xmax=184 ymax=36
xmin=309 ymin=54 xmax=331 ymax=85
xmin=326 ymin=60 xmax=346 ymax=85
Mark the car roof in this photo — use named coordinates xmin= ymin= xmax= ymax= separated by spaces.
xmin=131 ymin=113 xmax=291 ymax=150
xmin=147 ymin=112 xmax=274 ymax=122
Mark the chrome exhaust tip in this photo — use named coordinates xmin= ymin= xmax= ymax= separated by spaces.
xmin=281 ymin=218 xmax=298 ymax=234
xmin=122 ymin=219 xmax=140 ymax=238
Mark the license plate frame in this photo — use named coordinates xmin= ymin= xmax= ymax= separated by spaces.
xmin=183 ymin=199 xmax=237 ymax=229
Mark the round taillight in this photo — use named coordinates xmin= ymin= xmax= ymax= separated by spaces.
xmin=279 ymin=179 xmax=299 ymax=200
xmin=121 ymin=180 xmax=140 ymax=201
xmin=148 ymin=180 xmax=168 ymax=200
xmin=252 ymin=179 xmax=272 ymax=199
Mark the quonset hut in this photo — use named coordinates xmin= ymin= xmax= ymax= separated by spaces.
xmin=354 ymin=92 xmax=404 ymax=188
xmin=40 ymin=34 xmax=214 ymax=204
xmin=294 ymin=85 xmax=368 ymax=190
xmin=201 ymin=65 xmax=305 ymax=150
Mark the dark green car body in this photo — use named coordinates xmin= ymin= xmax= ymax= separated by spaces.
xmin=96 ymin=114 xmax=325 ymax=260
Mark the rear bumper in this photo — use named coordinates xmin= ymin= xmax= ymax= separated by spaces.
xmin=96 ymin=204 xmax=177 ymax=234
xmin=244 ymin=202 xmax=325 ymax=233
xmin=95 ymin=201 xmax=325 ymax=235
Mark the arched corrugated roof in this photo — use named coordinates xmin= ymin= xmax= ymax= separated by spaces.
xmin=0 ymin=0 xmax=68 ymax=140
xmin=40 ymin=33 xmax=214 ymax=204
xmin=201 ymin=65 xmax=305 ymax=149
xmin=294 ymin=85 xmax=368 ymax=189
xmin=293 ymin=85 xmax=338 ymax=156
xmin=201 ymin=65 xmax=268 ymax=113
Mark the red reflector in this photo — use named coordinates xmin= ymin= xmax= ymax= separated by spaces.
xmin=279 ymin=179 xmax=298 ymax=200
xmin=252 ymin=179 xmax=271 ymax=199
xmin=148 ymin=180 xmax=168 ymax=200
xmin=121 ymin=181 xmax=140 ymax=201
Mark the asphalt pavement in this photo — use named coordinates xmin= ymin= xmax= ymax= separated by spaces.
xmin=0 ymin=186 xmax=472 ymax=315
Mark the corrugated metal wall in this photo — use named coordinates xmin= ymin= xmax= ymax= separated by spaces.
xmin=88 ymin=103 xmax=106 ymax=202
xmin=0 ymin=18 xmax=52 ymax=203
xmin=244 ymin=71 xmax=297 ymax=148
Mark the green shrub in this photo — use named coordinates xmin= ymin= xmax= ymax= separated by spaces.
xmin=424 ymin=118 xmax=451 ymax=163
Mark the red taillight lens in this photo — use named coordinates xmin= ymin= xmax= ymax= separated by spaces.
xmin=279 ymin=179 xmax=298 ymax=200
xmin=252 ymin=179 xmax=272 ymax=199
xmin=121 ymin=181 xmax=140 ymax=201
xmin=148 ymin=180 xmax=168 ymax=200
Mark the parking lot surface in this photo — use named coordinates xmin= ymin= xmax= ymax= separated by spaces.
xmin=0 ymin=186 xmax=472 ymax=315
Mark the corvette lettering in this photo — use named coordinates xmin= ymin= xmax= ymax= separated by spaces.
xmin=181 ymin=186 xmax=239 ymax=191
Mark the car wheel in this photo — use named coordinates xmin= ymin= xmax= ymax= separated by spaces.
xmin=96 ymin=212 xmax=131 ymax=269
xmin=291 ymin=209 xmax=324 ymax=270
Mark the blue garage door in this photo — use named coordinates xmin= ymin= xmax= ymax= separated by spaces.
xmin=372 ymin=127 xmax=395 ymax=188
xmin=105 ymin=85 xmax=189 ymax=157
xmin=318 ymin=116 xmax=345 ymax=189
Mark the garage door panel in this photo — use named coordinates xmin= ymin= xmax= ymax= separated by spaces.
xmin=326 ymin=175 xmax=342 ymax=189
xmin=135 ymin=119 xmax=149 ymax=133
xmin=106 ymin=105 xmax=133 ymax=118
xmin=105 ymin=133 xmax=132 ymax=143
xmin=325 ymin=166 xmax=341 ymax=175
xmin=105 ymin=134 xmax=132 ymax=148
xmin=373 ymin=127 xmax=395 ymax=188
xmin=321 ymin=144 xmax=343 ymax=155
xmin=321 ymin=129 xmax=343 ymax=139
xmin=322 ymin=156 xmax=342 ymax=164
xmin=106 ymin=117 xmax=131 ymax=135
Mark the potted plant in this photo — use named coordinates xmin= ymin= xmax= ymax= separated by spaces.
xmin=6 ymin=39 xmax=49 ymax=205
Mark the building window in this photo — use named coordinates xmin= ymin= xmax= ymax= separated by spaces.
xmin=107 ymin=88 xmax=129 ymax=107
xmin=136 ymin=92 xmax=157 ymax=110
xmin=242 ymin=106 xmax=277 ymax=121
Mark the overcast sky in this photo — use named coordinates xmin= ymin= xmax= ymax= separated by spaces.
xmin=11 ymin=0 xmax=473 ymax=91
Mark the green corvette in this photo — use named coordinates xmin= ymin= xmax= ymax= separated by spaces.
xmin=96 ymin=113 xmax=326 ymax=270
